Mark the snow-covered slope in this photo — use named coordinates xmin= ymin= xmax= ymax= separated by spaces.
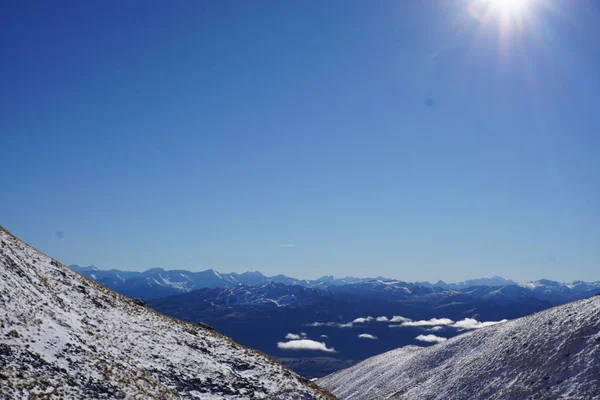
xmin=0 ymin=226 xmax=335 ymax=400
xmin=520 ymin=279 xmax=600 ymax=304
xmin=318 ymin=294 xmax=600 ymax=400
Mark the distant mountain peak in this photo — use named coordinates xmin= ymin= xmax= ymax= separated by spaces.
xmin=316 ymin=275 xmax=335 ymax=282
xmin=242 ymin=270 xmax=266 ymax=276
xmin=143 ymin=267 xmax=166 ymax=274
xmin=69 ymin=264 xmax=99 ymax=272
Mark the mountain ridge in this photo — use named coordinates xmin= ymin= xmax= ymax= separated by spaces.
xmin=69 ymin=264 xmax=599 ymax=301
xmin=0 ymin=226 xmax=335 ymax=399
xmin=318 ymin=293 xmax=600 ymax=399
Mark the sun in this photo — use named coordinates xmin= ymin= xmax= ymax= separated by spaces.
xmin=487 ymin=0 xmax=531 ymax=16
xmin=468 ymin=0 xmax=536 ymax=22
xmin=466 ymin=0 xmax=542 ymax=58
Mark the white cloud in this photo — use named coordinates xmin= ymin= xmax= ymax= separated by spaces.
xmin=390 ymin=316 xmax=412 ymax=323
xmin=320 ymin=334 xmax=328 ymax=339
xmin=279 ymin=244 xmax=296 ymax=247
xmin=376 ymin=316 xmax=389 ymax=322
xmin=277 ymin=339 xmax=336 ymax=352
xmin=357 ymin=333 xmax=378 ymax=340
xmin=285 ymin=333 xmax=301 ymax=340
xmin=306 ymin=321 xmax=356 ymax=328
xmin=353 ymin=316 xmax=374 ymax=324
xmin=306 ymin=322 xmax=337 ymax=327
xmin=451 ymin=318 xmax=508 ymax=331
xmin=300 ymin=332 xmax=307 ymax=337
xmin=427 ymin=326 xmax=444 ymax=332
xmin=401 ymin=318 xmax=454 ymax=327
xmin=415 ymin=334 xmax=447 ymax=343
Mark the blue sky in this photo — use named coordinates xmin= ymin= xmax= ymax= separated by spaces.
xmin=1 ymin=1 xmax=599 ymax=282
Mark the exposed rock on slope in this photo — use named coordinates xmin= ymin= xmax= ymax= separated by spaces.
xmin=0 ymin=226 xmax=334 ymax=399
xmin=319 ymin=294 xmax=600 ymax=399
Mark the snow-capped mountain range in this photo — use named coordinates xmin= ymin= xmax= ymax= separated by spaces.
xmin=70 ymin=264 xmax=600 ymax=303
xmin=0 ymin=226 xmax=334 ymax=399
xmin=318 ymin=294 xmax=600 ymax=399
xmin=69 ymin=265 xmax=375 ymax=299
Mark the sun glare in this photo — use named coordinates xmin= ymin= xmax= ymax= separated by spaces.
xmin=469 ymin=0 xmax=536 ymax=23
xmin=488 ymin=0 xmax=530 ymax=15
xmin=465 ymin=0 xmax=545 ymax=59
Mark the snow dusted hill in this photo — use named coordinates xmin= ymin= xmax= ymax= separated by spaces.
xmin=319 ymin=295 xmax=600 ymax=400
xmin=0 ymin=227 xmax=335 ymax=400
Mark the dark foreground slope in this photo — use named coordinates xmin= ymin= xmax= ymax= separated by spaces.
xmin=0 ymin=226 xmax=334 ymax=400
xmin=319 ymin=294 xmax=600 ymax=400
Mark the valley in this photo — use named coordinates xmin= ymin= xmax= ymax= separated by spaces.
xmin=75 ymin=265 xmax=600 ymax=378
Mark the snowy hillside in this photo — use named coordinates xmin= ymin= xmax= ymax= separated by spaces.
xmin=318 ymin=294 xmax=600 ymax=399
xmin=0 ymin=226 xmax=335 ymax=399
xmin=519 ymin=279 xmax=600 ymax=304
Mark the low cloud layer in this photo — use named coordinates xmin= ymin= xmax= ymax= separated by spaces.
xmin=427 ymin=326 xmax=444 ymax=332
xmin=286 ymin=332 xmax=310 ymax=340
xmin=415 ymin=334 xmax=447 ymax=343
xmin=401 ymin=318 xmax=454 ymax=327
xmin=285 ymin=333 xmax=301 ymax=340
xmin=306 ymin=322 xmax=338 ymax=327
xmin=277 ymin=339 xmax=336 ymax=352
xmin=451 ymin=318 xmax=508 ymax=330
xmin=389 ymin=316 xmax=507 ymax=331
xmin=306 ymin=321 xmax=354 ymax=328
xmin=389 ymin=316 xmax=411 ymax=323
xmin=308 ymin=314 xmax=505 ymax=333
xmin=357 ymin=333 xmax=378 ymax=340
xmin=353 ymin=316 xmax=374 ymax=324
